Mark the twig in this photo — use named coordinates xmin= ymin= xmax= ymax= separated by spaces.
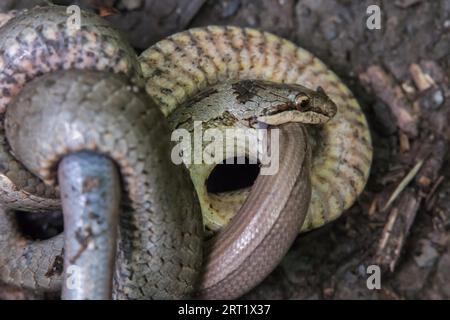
xmin=425 ymin=175 xmax=444 ymax=211
xmin=375 ymin=189 xmax=421 ymax=272
xmin=381 ymin=159 xmax=424 ymax=212
xmin=360 ymin=65 xmax=418 ymax=136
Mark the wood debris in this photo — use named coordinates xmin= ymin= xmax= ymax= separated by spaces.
xmin=409 ymin=63 xmax=435 ymax=92
xmin=382 ymin=159 xmax=423 ymax=212
xmin=360 ymin=65 xmax=418 ymax=136
xmin=375 ymin=189 xmax=421 ymax=272
xmin=399 ymin=131 xmax=410 ymax=153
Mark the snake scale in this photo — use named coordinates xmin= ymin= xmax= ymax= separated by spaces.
xmin=0 ymin=5 xmax=372 ymax=299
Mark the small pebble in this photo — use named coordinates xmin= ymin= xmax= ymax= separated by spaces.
xmin=221 ymin=0 xmax=241 ymax=18
xmin=432 ymin=89 xmax=444 ymax=106
xmin=414 ymin=240 xmax=439 ymax=268
xmin=419 ymin=87 xmax=444 ymax=110
xmin=245 ymin=15 xmax=257 ymax=27
xmin=121 ymin=0 xmax=143 ymax=11
xmin=322 ymin=19 xmax=338 ymax=41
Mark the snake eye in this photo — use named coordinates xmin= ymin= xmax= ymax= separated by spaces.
xmin=294 ymin=93 xmax=310 ymax=110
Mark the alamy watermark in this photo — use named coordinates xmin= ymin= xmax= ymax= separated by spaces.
xmin=366 ymin=265 xmax=381 ymax=290
xmin=65 ymin=264 xmax=82 ymax=291
xmin=66 ymin=5 xmax=81 ymax=31
xmin=366 ymin=5 xmax=381 ymax=30
xmin=171 ymin=121 xmax=280 ymax=175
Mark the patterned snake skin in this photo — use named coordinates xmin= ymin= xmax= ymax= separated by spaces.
xmin=139 ymin=26 xmax=373 ymax=233
xmin=0 ymin=6 xmax=203 ymax=299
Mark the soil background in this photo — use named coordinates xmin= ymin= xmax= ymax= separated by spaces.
xmin=1 ymin=0 xmax=449 ymax=300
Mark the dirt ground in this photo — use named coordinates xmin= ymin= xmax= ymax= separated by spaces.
xmin=1 ymin=0 xmax=449 ymax=300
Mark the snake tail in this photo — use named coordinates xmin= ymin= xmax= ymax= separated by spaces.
xmin=2 ymin=59 xmax=203 ymax=297
xmin=58 ymin=151 xmax=121 ymax=300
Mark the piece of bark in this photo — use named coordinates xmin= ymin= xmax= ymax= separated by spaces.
xmin=409 ymin=63 xmax=435 ymax=92
xmin=374 ymin=188 xmax=421 ymax=272
xmin=419 ymin=60 xmax=447 ymax=85
xmin=399 ymin=131 xmax=410 ymax=153
xmin=373 ymin=130 xmax=447 ymax=272
xmin=360 ymin=65 xmax=418 ymax=137
xmin=416 ymin=138 xmax=448 ymax=189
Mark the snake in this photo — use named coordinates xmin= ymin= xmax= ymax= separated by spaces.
xmin=0 ymin=5 xmax=372 ymax=299
xmin=139 ymin=25 xmax=373 ymax=233
xmin=0 ymin=6 xmax=204 ymax=299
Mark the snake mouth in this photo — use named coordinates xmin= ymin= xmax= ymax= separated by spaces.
xmin=256 ymin=110 xmax=332 ymax=125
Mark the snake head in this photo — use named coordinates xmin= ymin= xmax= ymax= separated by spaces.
xmin=255 ymin=82 xmax=338 ymax=126
xmin=294 ymin=86 xmax=337 ymax=123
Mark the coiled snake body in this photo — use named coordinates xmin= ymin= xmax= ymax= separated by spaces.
xmin=0 ymin=6 xmax=372 ymax=299
xmin=140 ymin=26 xmax=372 ymax=232
xmin=0 ymin=6 xmax=203 ymax=299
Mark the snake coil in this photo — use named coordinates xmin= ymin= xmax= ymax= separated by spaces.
xmin=0 ymin=5 xmax=203 ymax=299
xmin=0 ymin=5 xmax=372 ymax=299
